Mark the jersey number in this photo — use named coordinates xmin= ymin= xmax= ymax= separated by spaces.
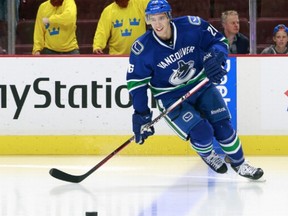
xmin=127 ymin=64 xmax=134 ymax=73
xmin=207 ymin=25 xmax=218 ymax=36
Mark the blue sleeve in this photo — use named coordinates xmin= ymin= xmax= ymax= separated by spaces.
xmin=196 ymin=16 xmax=229 ymax=62
xmin=130 ymin=87 xmax=149 ymax=114
xmin=126 ymin=40 xmax=152 ymax=114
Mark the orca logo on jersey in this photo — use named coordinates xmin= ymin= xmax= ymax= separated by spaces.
xmin=169 ymin=60 xmax=196 ymax=85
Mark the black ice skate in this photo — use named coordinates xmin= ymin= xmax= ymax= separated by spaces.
xmin=232 ymin=162 xmax=264 ymax=180
xmin=201 ymin=150 xmax=228 ymax=174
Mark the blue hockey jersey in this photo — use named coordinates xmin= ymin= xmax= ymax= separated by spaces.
xmin=126 ymin=16 xmax=229 ymax=113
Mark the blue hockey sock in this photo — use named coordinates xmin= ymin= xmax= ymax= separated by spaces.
xmin=218 ymin=132 xmax=245 ymax=167
xmin=212 ymin=119 xmax=245 ymax=166
xmin=189 ymin=120 xmax=214 ymax=157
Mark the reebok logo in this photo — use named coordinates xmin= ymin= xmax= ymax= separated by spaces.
xmin=211 ymin=107 xmax=226 ymax=115
xmin=203 ymin=52 xmax=212 ymax=61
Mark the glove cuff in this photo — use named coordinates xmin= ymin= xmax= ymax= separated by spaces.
xmin=134 ymin=109 xmax=151 ymax=116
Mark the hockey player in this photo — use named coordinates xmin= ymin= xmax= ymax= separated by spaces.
xmin=126 ymin=0 xmax=264 ymax=180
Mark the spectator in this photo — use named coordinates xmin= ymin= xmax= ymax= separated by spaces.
xmin=32 ymin=0 xmax=79 ymax=55
xmin=93 ymin=0 xmax=149 ymax=55
xmin=127 ymin=0 xmax=263 ymax=180
xmin=221 ymin=10 xmax=249 ymax=54
xmin=261 ymin=24 xmax=288 ymax=54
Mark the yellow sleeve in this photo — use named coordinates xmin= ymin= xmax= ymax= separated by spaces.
xmin=93 ymin=6 xmax=112 ymax=52
xmin=32 ymin=4 xmax=45 ymax=54
xmin=49 ymin=0 xmax=77 ymax=26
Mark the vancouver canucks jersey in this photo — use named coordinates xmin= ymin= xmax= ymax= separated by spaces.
xmin=126 ymin=16 xmax=228 ymax=113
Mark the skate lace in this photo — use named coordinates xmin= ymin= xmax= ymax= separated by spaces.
xmin=205 ymin=153 xmax=223 ymax=169
xmin=238 ymin=163 xmax=257 ymax=175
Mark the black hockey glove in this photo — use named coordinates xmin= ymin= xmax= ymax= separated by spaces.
xmin=132 ymin=110 xmax=155 ymax=144
xmin=203 ymin=49 xmax=227 ymax=84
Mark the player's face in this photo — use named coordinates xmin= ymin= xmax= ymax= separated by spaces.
xmin=223 ymin=14 xmax=240 ymax=35
xmin=273 ymin=31 xmax=288 ymax=49
xmin=149 ymin=13 xmax=171 ymax=40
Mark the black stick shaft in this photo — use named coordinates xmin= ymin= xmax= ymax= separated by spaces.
xmin=49 ymin=78 xmax=209 ymax=183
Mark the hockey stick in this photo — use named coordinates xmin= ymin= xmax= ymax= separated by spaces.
xmin=49 ymin=77 xmax=209 ymax=183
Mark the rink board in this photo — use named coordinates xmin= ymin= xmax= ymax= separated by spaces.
xmin=0 ymin=135 xmax=287 ymax=155
xmin=0 ymin=56 xmax=287 ymax=155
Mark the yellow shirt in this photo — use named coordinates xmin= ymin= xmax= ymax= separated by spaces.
xmin=32 ymin=0 xmax=79 ymax=54
xmin=93 ymin=0 xmax=149 ymax=55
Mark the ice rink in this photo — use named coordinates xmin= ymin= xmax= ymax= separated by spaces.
xmin=0 ymin=155 xmax=286 ymax=216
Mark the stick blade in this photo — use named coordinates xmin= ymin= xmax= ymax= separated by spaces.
xmin=49 ymin=168 xmax=83 ymax=183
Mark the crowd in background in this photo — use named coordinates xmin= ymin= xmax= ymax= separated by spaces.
xmin=0 ymin=0 xmax=287 ymax=55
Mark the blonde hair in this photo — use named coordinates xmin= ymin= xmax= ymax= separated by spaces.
xmin=221 ymin=10 xmax=239 ymax=24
